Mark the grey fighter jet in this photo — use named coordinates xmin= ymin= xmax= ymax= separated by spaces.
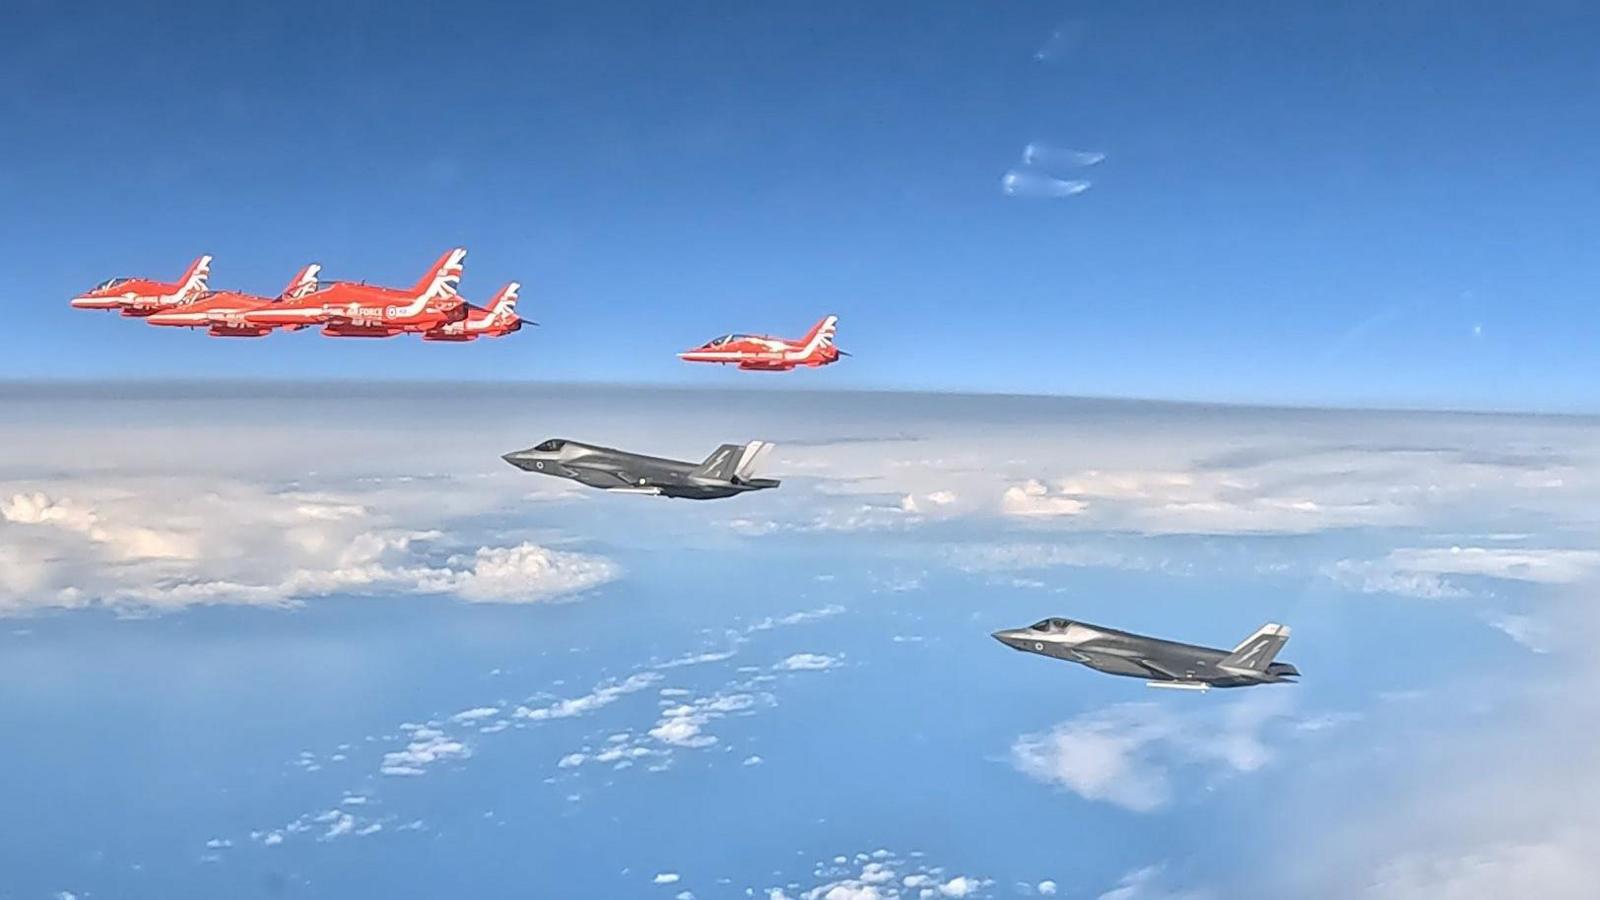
xmin=502 ymin=439 xmax=779 ymax=500
xmin=992 ymin=618 xmax=1299 ymax=691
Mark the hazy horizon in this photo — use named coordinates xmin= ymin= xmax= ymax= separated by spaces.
xmin=1 ymin=379 xmax=1595 ymax=420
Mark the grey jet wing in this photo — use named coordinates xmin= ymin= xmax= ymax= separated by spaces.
xmin=1131 ymin=656 xmax=1186 ymax=681
xmin=563 ymin=463 xmax=642 ymax=490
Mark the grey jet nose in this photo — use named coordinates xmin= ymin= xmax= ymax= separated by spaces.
xmin=502 ymin=449 xmax=539 ymax=471
xmin=991 ymin=629 xmax=1030 ymax=651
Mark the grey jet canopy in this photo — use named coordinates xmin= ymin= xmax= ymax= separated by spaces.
xmin=992 ymin=617 xmax=1299 ymax=691
xmin=502 ymin=438 xmax=779 ymax=500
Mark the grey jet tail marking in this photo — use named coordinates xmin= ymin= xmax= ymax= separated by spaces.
xmin=1216 ymin=623 xmax=1291 ymax=677
xmin=691 ymin=444 xmax=743 ymax=481
xmin=689 ymin=441 xmax=775 ymax=484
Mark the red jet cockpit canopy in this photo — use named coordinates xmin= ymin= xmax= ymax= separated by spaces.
xmin=705 ymin=334 xmax=758 ymax=347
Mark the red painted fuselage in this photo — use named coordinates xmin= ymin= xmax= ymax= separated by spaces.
xmin=241 ymin=249 xmax=467 ymax=339
xmin=678 ymin=315 xmax=842 ymax=371
xmin=421 ymin=282 xmax=524 ymax=342
xmin=70 ymin=255 xmax=212 ymax=316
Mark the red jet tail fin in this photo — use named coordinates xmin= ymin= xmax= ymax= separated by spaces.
xmin=409 ymin=248 xmax=467 ymax=302
xmin=176 ymin=254 xmax=212 ymax=299
xmin=279 ymin=263 xmax=321 ymax=300
xmin=486 ymin=282 xmax=520 ymax=321
xmin=796 ymin=315 xmax=839 ymax=358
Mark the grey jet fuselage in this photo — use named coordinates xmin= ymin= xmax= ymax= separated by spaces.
xmin=502 ymin=438 xmax=779 ymax=500
xmin=992 ymin=617 xmax=1299 ymax=690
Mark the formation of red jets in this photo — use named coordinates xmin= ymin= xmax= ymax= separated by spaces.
xmin=70 ymin=250 xmax=845 ymax=366
xmin=70 ymin=249 xmax=521 ymax=341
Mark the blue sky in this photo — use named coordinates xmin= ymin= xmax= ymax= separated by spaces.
xmin=4 ymin=2 xmax=1600 ymax=409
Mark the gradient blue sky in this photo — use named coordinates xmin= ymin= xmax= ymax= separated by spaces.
xmin=4 ymin=1 xmax=1599 ymax=410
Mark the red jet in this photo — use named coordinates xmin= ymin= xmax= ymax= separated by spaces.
xmin=678 ymin=315 xmax=843 ymax=371
xmin=144 ymin=265 xmax=321 ymax=337
xmin=242 ymin=248 xmax=468 ymax=338
xmin=422 ymin=282 xmax=525 ymax=342
xmin=70 ymin=255 xmax=212 ymax=316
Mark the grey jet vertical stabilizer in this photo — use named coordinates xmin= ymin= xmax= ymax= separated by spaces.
xmin=691 ymin=441 xmax=775 ymax=482
xmin=1216 ymin=623 xmax=1292 ymax=677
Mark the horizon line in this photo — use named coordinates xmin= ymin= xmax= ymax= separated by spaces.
xmin=0 ymin=378 xmax=1592 ymax=422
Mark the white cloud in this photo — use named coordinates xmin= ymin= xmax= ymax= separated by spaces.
xmin=3 ymin=491 xmax=198 ymax=559
xmin=952 ymin=542 xmax=1143 ymax=574
xmin=452 ymin=706 xmax=501 ymax=722
xmin=900 ymin=490 xmax=958 ymax=515
xmin=380 ymin=726 xmax=470 ymax=776
xmin=1387 ymin=547 xmax=1600 ymax=584
xmin=748 ymin=502 xmax=926 ymax=535
xmin=655 ymin=649 xmax=737 ymax=669
xmin=1322 ymin=560 xmax=1466 ymax=600
xmin=746 ymin=605 xmax=847 ymax=632
xmin=1002 ymin=480 xmax=1090 ymax=517
xmin=779 ymin=425 xmax=1567 ymax=540
xmin=551 ymin=654 xmax=811 ymax=775
xmin=938 ymin=875 xmax=979 ymax=897
xmin=321 ymin=812 xmax=355 ymax=840
xmin=1096 ymin=865 xmax=1208 ymax=900
xmin=1364 ymin=831 xmax=1599 ymax=900
xmin=654 ymin=872 xmax=680 ymax=884
xmin=257 ymin=806 xmax=386 ymax=847
xmin=0 ymin=479 xmax=617 ymax=614
xmin=1285 ymin=588 xmax=1600 ymax=900
xmin=763 ymin=850 xmax=989 ymax=900
xmin=649 ymin=692 xmax=762 ymax=749
xmin=1327 ymin=546 xmax=1600 ymax=600
xmin=1022 ymin=142 xmax=1106 ymax=169
xmin=515 ymin=673 xmax=662 ymax=722
xmin=1010 ymin=696 xmax=1290 ymax=812
xmin=12 ymin=397 xmax=1600 ymax=614
xmin=650 ymin=407 xmax=1600 ymax=544
xmin=1485 ymin=614 xmax=1553 ymax=653
xmin=775 ymin=653 xmax=841 ymax=672
xmin=999 ymin=465 xmax=1417 ymax=535
xmin=431 ymin=542 xmax=619 ymax=603
xmin=1038 ymin=881 xmax=1058 ymax=896
xmin=1001 ymin=169 xmax=1091 ymax=198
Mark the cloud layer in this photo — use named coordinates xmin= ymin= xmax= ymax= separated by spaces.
xmin=0 ymin=477 xmax=616 ymax=613
xmin=1010 ymin=696 xmax=1293 ymax=812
